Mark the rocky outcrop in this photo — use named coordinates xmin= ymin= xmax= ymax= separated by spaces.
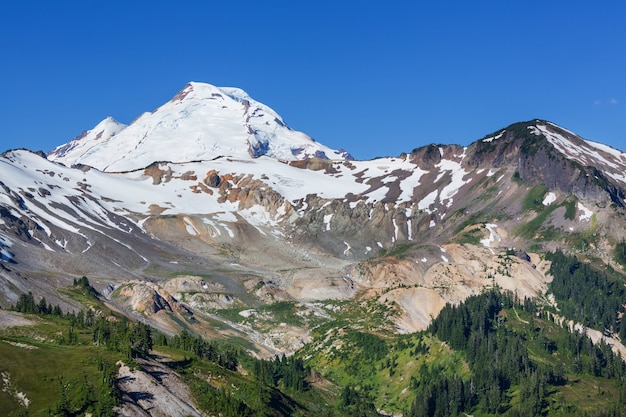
xmin=163 ymin=276 xmax=239 ymax=310
xmin=115 ymin=281 xmax=192 ymax=315
xmin=117 ymin=357 xmax=203 ymax=417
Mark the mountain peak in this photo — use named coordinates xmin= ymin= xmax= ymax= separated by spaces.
xmin=48 ymin=82 xmax=352 ymax=172
xmin=47 ymin=116 xmax=127 ymax=164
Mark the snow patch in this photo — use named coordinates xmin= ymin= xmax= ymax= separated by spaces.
xmin=392 ymin=218 xmax=399 ymax=242
xmin=4 ymin=340 xmax=37 ymax=350
xmin=407 ymin=219 xmax=412 ymax=240
xmin=542 ymin=192 xmax=557 ymax=206
xmin=577 ymin=202 xmax=593 ymax=221
xmin=480 ymin=223 xmax=501 ymax=249
xmin=1 ymin=248 xmax=14 ymax=262
xmin=532 ymin=123 xmax=626 ymax=186
xmin=482 ymin=131 xmax=504 ymax=143
xmin=183 ymin=217 xmax=198 ymax=236
xmin=584 ymin=140 xmax=626 ymax=160
xmin=0 ymin=235 xmax=13 ymax=262
xmin=323 ymin=214 xmax=333 ymax=231
xmin=419 ymin=190 xmax=438 ymax=213
xmin=435 ymin=158 xmax=470 ymax=208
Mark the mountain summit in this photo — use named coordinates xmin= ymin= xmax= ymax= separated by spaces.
xmin=48 ymin=82 xmax=352 ymax=172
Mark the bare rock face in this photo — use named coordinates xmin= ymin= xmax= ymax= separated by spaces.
xmin=115 ymin=281 xmax=191 ymax=315
xmin=379 ymin=287 xmax=446 ymax=333
xmin=143 ymin=162 xmax=174 ymax=185
xmin=290 ymin=196 xmax=426 ymax=259
xmin=117 ymin=357 xmax=203 ymax=417
xmin=163 ymin=276 xmax=240 ymax=310
xmin=216 ymin=173 xmax=290 ymax=215
xmin=348 ymin=243 xmax=551 ymax=333
xmin=163 ymin=276 xmax=225 ymax=294
xmin=408 ymin=143 xmax=466 ymax=167
xmin=0 ymin=196 xmax=41 ymax=246
xmin=518 ymin=143 xmax=604 ymax=202
xmin=288 ymin=271 xmax=356 ymax=301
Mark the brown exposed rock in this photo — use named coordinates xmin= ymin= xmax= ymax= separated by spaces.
xmin=289 ymin=158 xmax=340 ymax=173
xmin=204 ymin=173 xmax=290 ymax=215
xmin=179 ymin=171 xmax=197 ymax=181
xmin=116 ymin=281 xmax=192 ymax=315
xmin=148 ymin=204 xmax=167 ymax=215
xmin=190 ymin=183 xmax=213 ymax=194
xmin=204 ymin=170 xmax=221 ymax=187
xmin=170 ymin=83 xmax=194 ymax=102
xmin=144 ymin=162 xmax=173 ymax=185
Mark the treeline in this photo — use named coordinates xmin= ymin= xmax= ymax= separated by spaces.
xmin=12 ymin=278 xmax=155 ymax=358
xmin=90 ymin=316 xmax=153 ymax=359
xmin=157 ymin=329 xmax=240 ymax=371
xmin=409 ymin=290 xmax=626 ymax=416
xmin=547 ymin=250 xmax=626 ymax=339
xmin=12 ymin=291 xmax=63 ymax=316
xmin=9 ymin=282 xmax=320 ymax=416
xmin=11 ymin=276 xmax=97 ymax=316
xmin=248 ymin=355 xmax=310 ymax=393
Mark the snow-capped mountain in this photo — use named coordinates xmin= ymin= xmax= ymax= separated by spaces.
xmin=5 ymin=116 xmax=626 ymax=273
xmin=48 ymin=82 xmax=352 ymax=172
xmin=4 ymin=81 xmax=626 ymax=365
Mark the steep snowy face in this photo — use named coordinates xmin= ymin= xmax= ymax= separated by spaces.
xmin=48 ymin=82 xmax=351 ymax=172
xmin=49 ymin=116 xmax=127 ymax=165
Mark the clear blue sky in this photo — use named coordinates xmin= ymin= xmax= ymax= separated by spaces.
xmin=2 ymin=1 xmax=625 ymax=159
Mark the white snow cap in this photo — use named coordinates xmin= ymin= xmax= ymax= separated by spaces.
xmin=49 ymin=82 xmax=352 ymax=172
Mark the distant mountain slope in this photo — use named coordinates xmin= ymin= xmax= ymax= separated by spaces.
xmin=467 ymin=120 xmax=626 ymax=206
xmin=47 ymin=82 xmax=352 ymax=172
